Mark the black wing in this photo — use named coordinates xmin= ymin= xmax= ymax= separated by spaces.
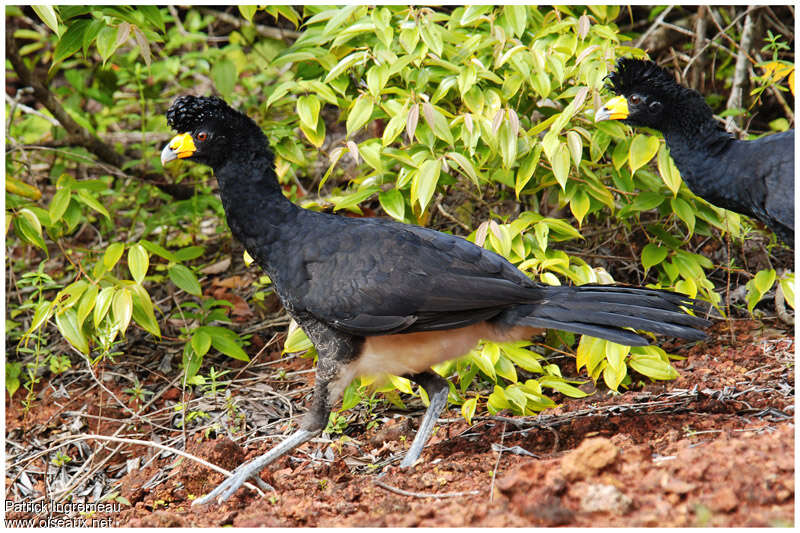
xmin=286 ymin=213 xmax=542 ymax=336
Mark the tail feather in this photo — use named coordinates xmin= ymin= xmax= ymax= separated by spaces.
xmin=503 ymin=284 xmax=711 ymax=345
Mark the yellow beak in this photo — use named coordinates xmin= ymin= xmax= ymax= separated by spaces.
xmin=595 ymin=95 xmax=629 ymax=122
xmin=160 ymin=133 xmax=196 ymax=165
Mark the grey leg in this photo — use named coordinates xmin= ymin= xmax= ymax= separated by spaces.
xmin=399 ymin=371 xmax=450 ymax=468
xmin=193 ymin=320 xmax=360 ymax=505
xmin=192 ymin=428 xmax=317 ymax=506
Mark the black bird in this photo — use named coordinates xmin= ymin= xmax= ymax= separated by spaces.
xmin=161 ymin=95 xmax=710 ymax=505
xmin=596 ymin=57 xmax=795 ymax=247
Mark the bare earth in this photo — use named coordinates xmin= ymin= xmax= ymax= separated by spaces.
xmin=5 ymin=320 xmax=794 ymax=527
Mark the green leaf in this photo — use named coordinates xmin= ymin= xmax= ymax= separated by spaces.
xmin=381 ymin=102 xmax=408 ymax=145
xmin=602 ymin=360 xmax=627 ymax=391
xmin=388 ymin=375 xmax=414 ymax=395
xmin=300 ymin=118 xmax=326 ymax=148
xmin=49 ymin=187 xmax=71 ymax=223
xmin=346 ymin=94 xmax=374 ymax=137
xmin=569 ymin=189 xmax=590 ymax=226
xmin=611 ymin=137 xmax=630 ymax=170
xmin=550 ymin=143 xmax=571 ymax=189
xmin=130 ymin=283 xmax=160 ymax=337
xmin=209 ymin=331 xmax=249 ymax=362
xmin=169 ymin=265 xmax=202 ymax=296
xmin=379 ymin=188 xmax=405 ymax=221
xmin=411 ymin=159 xmax=441 ymax=213
xmin=421 ymin=103 xmax=454 ymax=145
xmin=503 ymin=384 xmax=527 ymax=412
xmin=461 ymin=397 xmax=478 ymax=425
xmin=502 ymin=344 xmax=543 ymax=373
xmin=112 ymin=288 xmax=133 ymax=335
xmin=539 ymin=376 xmax=588 ymax=398
xmin=657 ymin=143 xmax=682 ymax=195
xmin=32 ymin=5 xmax=60 ymax=35
xmin=211 ymin=58 xmax=237 ymax=97
xmin=753 ymin=268 xmax=776 ymax=294
xmin=104 ymin=242 xmax=125 ymax=270
xmin=6 ymin=362 xmax=21 ymax=398
xmin=446 ymin=151 xmax=480 ymax=188
xmin=498 ymin=120 xmax=517 ymax=169
xmin=365 ymin=62 xmax=389 ymax=98
xmin=487 ymin=385 xmax=511 ymax=413
xmin=576 ymin=335 xmax=604 ymax=374
xmin=15 ymin=208 xmax=46 ymax=252
xmin=515 ymin=144 xmax=542 ymax=199
xmin=495 ymin=355 xmax=518 ymax=382
xmin=629 ymin=353 xmax=678 ymax=380
xmin=55 ymin=308 xmax=89 ymax=354
xmin=53 ymin=19 xmax=90 ymax=63
xmin=283 ymin=323 xmax=313 ymax=353
xmin=174 ymin=246 xmax=205 ymax=262
xmin=629 ymin=134 xmax=659 ymax=174
xmin=191 ymin=330 xmax=212 ymax=357
xmin=96 ymin=25 xmax=120 ymax=63
xmin=330 ymin=186 xmax=380 ymax=212
xmin=470 ymin=348 xmax=496 ymax=381
xmin=75 ymin=189 xmax=110 ymax=220
xmin=641 ymin=243 xmax=668 ymax=273
xmin=297 ymin=94 xmax=321 ymax=130
xmin=419 ymin=17 xmax=443 ymax=56
xmin=605 ymin=342 xmax=630 ymax=373
xmin=139 ymin=240 xmax=178 ymax=262
xmin=76 ymin=283 xmax=98 ymax=327
xmin=24 ymin=300 xmax=55 ymax=339
xmin=94 ymin=286 xmax=115 ymax=327
xmin=324 ymin=50 xmax=368 ymax=82
xmin=629 ymin=191 xmax=664 ymax=213
xmin=239 ymin=5 xmax=258 ymax=21
xmin=340 ymin=381 xmax=361 ymax=410
xmin=779 ymin=275 xmax=795 ymax=310
xmin=127 ymin=244 xmax=149 ymax=284
xmin=371 ymin=7 xmax=393 ymax=48
xmin=671 ymin=197 xmax=696 ymax=235
xmin=566 ymin=130 xmax=583 ymax=169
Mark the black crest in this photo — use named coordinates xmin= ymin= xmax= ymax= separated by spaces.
xmin=605 ymin=58 xmax=679 ymax=96
xmin=166 ymin=95 xmax=238 ymax=133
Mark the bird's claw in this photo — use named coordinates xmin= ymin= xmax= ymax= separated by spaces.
xmin=192 ymin=464 xmax=256 ymax=506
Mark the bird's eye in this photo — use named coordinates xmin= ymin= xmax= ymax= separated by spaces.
xmin=197 ymin=131 xmax=208 ymax=141
xmin=630 ymin=94 xmax=641 ymax=105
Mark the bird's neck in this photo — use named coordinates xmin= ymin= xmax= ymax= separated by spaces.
xmin=661 ymin=114 xmax=734 ymax=200
xmin=213 ymin=152 xmax=300 ymax=276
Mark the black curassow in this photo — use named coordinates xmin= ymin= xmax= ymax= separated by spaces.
xmin=596 ymin=57 xmax=795 ymax=247
xmin=161 ymin=95 xmax=710 ymax=505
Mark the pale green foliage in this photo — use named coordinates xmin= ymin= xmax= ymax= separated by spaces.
xmin=6 ymin=6 xmax=793 ymax=418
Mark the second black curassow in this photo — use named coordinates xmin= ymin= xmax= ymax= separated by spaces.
xmin=161 ymin=95 xmax=710 ymax=505
xmin=596 ymin=57 xmax=795 ymax=247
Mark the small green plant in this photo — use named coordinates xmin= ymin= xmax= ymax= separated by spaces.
xmin=51 ymin=451 xmax=72 ymax=467
xmin=123 ymin=377 xmax=153 ymax=406
xmin=325 ymin=411 xmax=350 ymax=435
xmin=202 ymin=366 xmax=232 ymax=397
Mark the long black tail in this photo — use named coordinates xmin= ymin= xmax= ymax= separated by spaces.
xmin=508 ymin=285 xmax=711 ymax=346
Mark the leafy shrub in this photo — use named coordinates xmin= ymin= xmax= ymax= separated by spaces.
xmin=5 ymin=6 xmax=793 ymax=419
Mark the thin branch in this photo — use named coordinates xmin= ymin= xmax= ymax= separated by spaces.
xmin=634 ymin=6 xmax=674 ymax=49
xmin=6 ymin=22 xmax=195 ymax=199
xmin=726 ymin=11 xmax=755 ymax=129
xmin=488 ymin=421 xmax=507 ymax=503
xmin=53 ymin=434 xmax=267 ymax=496
xmin=373 ymin=479 xmax=479 ymax=499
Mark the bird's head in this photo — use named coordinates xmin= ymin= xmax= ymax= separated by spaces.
xmin=595 ymin=58 xmax=708 ymax=130
xmin=161 ymin=95 xmax=269 ymax=169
